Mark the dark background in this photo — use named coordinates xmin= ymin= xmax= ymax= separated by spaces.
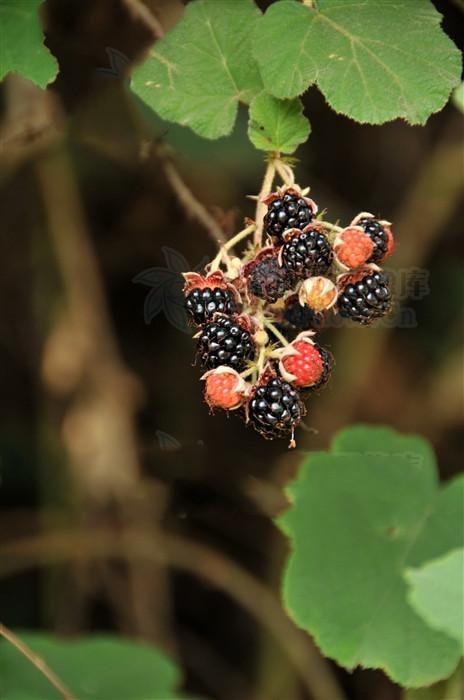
xmin=0 ymin=1 xmax=463 ymax=699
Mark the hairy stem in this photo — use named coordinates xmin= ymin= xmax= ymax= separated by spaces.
xmin=0 ymin=625 xmax=77 ymax=700
xmin=274 ymin=159 xmax=295 ymax=187
xmin=254 ymin=159 xmax=276 ymax=246
xmin=209 ymin=224 xmax=256 ymax=272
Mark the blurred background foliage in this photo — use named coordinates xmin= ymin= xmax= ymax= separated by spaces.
xmin=0 ymin=1 xmax=462 ymax=699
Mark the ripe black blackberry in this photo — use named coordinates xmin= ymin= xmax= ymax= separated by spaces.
xmin=284 ymin=298 xmax=324 ymax=331
xmin=337 ymin=270 xmax=392 ymax=324
xmin=198 ymin=315 xmax=254 ymax=371
xmin=264 ymin=193 xmax=314 ymax=241
xmin=185 ymin=286 xmax=235 ymax=326
xmin=248 ymin=254 xmax=294 ymax=303
xmin=281 ymin=228 xmax=333 ymax=277
xmin=358 ymin=218 xmax=389 ymax=263
xmin=249 ymin=377 xmax=305 ymax=440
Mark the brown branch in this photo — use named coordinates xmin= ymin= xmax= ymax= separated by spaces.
xmin=156 ymin=145 xmax=228 ymax=246
xmin=0 ymin=529 xmax=348 ymax=700
xmin=0 ymin=624 xmax=77 ymax=700
xmin=122 ymin=0 xmax=165 ymax=39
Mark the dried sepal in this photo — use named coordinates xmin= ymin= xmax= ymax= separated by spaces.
xmin=298 ymin=276 xmax=338 ymax=311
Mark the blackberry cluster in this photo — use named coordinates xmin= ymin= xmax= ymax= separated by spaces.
xmin=198 ymin=315 xmax=254 ymax=371
xmin=358 ymin=218 xmax=389 ymax=263
xmin=249 ymin=377 xmax=305 ymax=440
xmin=281 ymin=228 xmax=333 ymax=277
xmin=337 ymin=270 xmax=391 ymax=324
xmin=176 ymin=181 xmax=395 ymax=447
xmin=264 ymin=193 xmax=313 ymax=241
xmin=186 ymin=286 xmax=235 ymax=326
xmin=248 ymin=254 xmax=294 ymax=303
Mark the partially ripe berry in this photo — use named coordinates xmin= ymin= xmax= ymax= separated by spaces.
xmin=279 ymin=332 xmax=333 ymax=389
xmin=351 ymin=212 xmax=395 ymax=263
xmin=202 ymin=367 xmax=249 ymax=410
xmin=334 ymin=227 xmax=374 ymax=270
xmin=298 ymin=276 xmax=338 ymax=311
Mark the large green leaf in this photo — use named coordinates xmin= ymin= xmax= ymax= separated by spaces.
xmin=0 ymin=633 xmax=182 ymax=699
xmin=131 ymin=0 xmax=263 ymax=139
xmin=248 ymin=93 xmax=310 ymax=154
xmin=253 ymin=0 xmax=462 ymax=125
xmin=406 ymin=548 xmax=464 ymax=652
xmin=0 ymin=0 xmax=58 ymax=87
xmin=278 ymin=426 xmax=463 ymax=687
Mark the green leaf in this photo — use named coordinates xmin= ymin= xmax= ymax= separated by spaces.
xmin=0 ymin=0 xmax=58 ymax=88
xmin=406 ymin=549 xmax=464 ymax=652
xmin=248 ymin=93 xmax=310 ymax=154
xmin=278 ymin=426 xmax=463 ymax=688
xmin=0 ymin=633 xmax=182 ymax=699
xmin=253 ymin=0 xmax=462 ymax=125
xmin=131 ymin=0 xmax=263 ymax=139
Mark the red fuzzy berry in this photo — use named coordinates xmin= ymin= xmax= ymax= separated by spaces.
xmin=335 ymin=227 xmax=374 ymax=269
xmin=279 ymin=333 xmax=333 ymax=390
xmin=281 ymin=341 xmax=323 ymax=387
xmin=202 ymin=367 xmax=248 ymax=410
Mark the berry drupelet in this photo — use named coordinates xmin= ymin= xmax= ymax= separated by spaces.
xmin=186 ymin=286 xmax=236 ymax=326
xmin=198 ymin=315 xmax=254 ymax=371
xmin=337 ymin=270 xmax=392 ymax=324
xmin=264 ymin=192 xmax=315 ymax=242
xmin=249 ymin=376 xmax=305 ymax=440
xmin=281 ymin=226 xmax=333 ymax=277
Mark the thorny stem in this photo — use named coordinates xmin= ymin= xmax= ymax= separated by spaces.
xmin=254 ymin=159 xmax=276 ymax=247
xmin=209 ymin=224 xmax=256 ymax=272
xmin=264 ymin=319 xmax=290 ymax=347
xmin=0 ymin=624 xmax=77 ymax=700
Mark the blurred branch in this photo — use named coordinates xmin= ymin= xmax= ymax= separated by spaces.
xmin=37 ymin=146 xmax=142 ymax=498
xmin=0 ymin=624 xmax=76 ymax=700
xmin=123 ymin=0 xmax=165 ymax=39
xmin=36 ymin=144 xmax=174 ymax=649
xmin=154 ymin=143 xmax=228 ymax=246
xmin=0 ymin=528 xmax=348 ymax=700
